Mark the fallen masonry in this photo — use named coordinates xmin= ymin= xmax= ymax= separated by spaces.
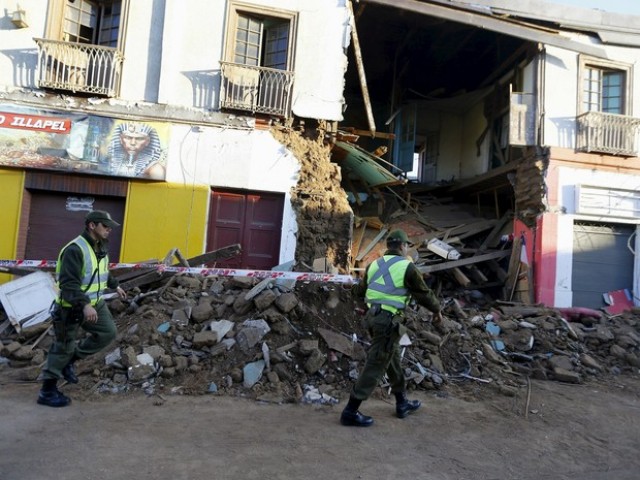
xmin=1 ymin=267 xmax=640 ymax=407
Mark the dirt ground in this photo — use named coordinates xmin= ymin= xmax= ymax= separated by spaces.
xmin=1 ymin=373 xmax=639 ymax=480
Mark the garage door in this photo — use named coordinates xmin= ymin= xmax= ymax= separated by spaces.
xmin=572 ymin=222 xmax=634 ymax=308
xmin=207 ymin=189 xmax=283 ymax=270
xmin=25 ymin=192 xmax=125 ymax=263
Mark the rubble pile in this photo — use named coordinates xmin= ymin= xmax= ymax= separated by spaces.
xmin=1 ymin=271 xmax=640 ymax=404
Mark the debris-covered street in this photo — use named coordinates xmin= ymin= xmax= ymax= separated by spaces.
xmin=1 ymin=374 xmax=639 ymax=480
xmin=2 ymin=242 xmax=640 ymax=479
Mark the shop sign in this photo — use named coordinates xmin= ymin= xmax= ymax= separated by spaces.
xmin=0 ymin=112 xmax=72 ymax=134
xmin=0 ymin=104 xmax=169 ymax=181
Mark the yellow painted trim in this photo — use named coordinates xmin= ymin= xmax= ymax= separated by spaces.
xmin=121 ymin=181 xmax=209 ymax=262
xmin=0 ymin=168 xmax=25 ymax=282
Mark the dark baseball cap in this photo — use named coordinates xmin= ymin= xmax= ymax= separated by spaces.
xmin=85 ymin=210 xmax=120 ymax=228
xmin=387 ymin=229 xmax=414 ymax=247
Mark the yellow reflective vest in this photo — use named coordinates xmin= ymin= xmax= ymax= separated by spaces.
xmin=365 ymin=255 xmax=411 ymax=314
xmin=56 ymin=235 xmax=110 ymax=307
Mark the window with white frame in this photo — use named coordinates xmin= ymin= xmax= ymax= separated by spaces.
xmin=580 ymin=57 xmax=632 ymax=115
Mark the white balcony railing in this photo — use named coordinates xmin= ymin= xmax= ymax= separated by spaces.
xmin=219 ymin=62 xmax=294 ymax=118
xmin=576 ymin=111 xmax=640 ymax=157
xmin=34 ymin=38 xmax=124 ymax=97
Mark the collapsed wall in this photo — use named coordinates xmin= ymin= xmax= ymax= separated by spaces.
xmin=271 ymin=125 xmax=353 ymax=272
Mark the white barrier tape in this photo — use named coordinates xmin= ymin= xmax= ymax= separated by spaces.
xmin=0 ymin=259 xmax=357 ymax=284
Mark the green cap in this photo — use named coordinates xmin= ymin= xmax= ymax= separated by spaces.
xmin=387 ymin=229 xmax=413 ymax=247
xmin=85 ymin=210 xmax=120 ymax=228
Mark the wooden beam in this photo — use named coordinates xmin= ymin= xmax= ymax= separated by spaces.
xmin=119 ymin=245 xmax=242 ymax=290
xmin=342 ymin=128 xmax=396 ymax=140
xmin=356 ymin=228 xmax=388 ymax=262
xmin=351 ymin=221 xmax=368 ymax=267
xmin=347 ymin=0 xmax=376 ymax=136
xmin=182 ymin=244 xmax=242 ymax=267
xmin=503 ymin=237 xmax=523 ymax=300
xmin=476 ymin=210 xmax=513 ymax=253
xmin=418 ymin=250 xmax=510 ymax=273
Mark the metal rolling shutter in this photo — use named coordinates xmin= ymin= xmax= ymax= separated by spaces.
xmin=572 ymin=222 xmax=634 ymax=308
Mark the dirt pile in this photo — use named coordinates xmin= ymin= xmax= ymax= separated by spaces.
xmin=2 ymin=272 xmax=640 ymax=404
xmin=271 ymin=124 xmax=353 ymax=272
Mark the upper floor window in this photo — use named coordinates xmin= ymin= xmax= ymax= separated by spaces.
xmin=225 ymin=2 xmax=297 ymax=71
xmin=579 ymin=57 xmax=632 ymax=116
xmin=45 ymin=0 xmax=125 ymax=48
xmin=36 ymin=0 xmax=127 ymax=97
xmin=219 ymin=2 xmax=297 ymax=117
xmin=63 ymin=0 xmax=121 ymax=47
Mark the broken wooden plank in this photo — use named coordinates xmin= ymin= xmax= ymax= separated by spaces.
xmin=164 ymin=248 xmax=191 ymax=267
xmin=120 ymin=245 xmax=242 ymax=290
xmin=443 ymin=219 xmax=499 ymax=242
xmin=418 ymin=250 xmax=510 ymax=274
xmin=359 ymin=216 xmax=384 ymax=230
xmin=351 ymin=221 xmax=368 ymax=268
xmin=184 ymin=244 xmax=242 ymax=267
xmin=476 ymin=210 xmax=513 ymax=253
xmin=112 ymin=259 xmax=161 ymax=281
xmin=451 ymin=268 xmax=471 ymax=287
xmin=342 ymin=128 xmax=396 ymax=140
xmin=504 ymin=237 xmax=523 ymax=301
xmin=466 ymin=265 xmax=489 ymax=284
xmin=119 ymin=270 xmax=165 ymax=291
xmin=356 ymin=228 xmax=387 ymax=262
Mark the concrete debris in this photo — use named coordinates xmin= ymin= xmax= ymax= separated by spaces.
xmin=1 ymin=264 xmax=640 ymax=406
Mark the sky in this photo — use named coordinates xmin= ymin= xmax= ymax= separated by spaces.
xmin=548 ymin=0 xmax=640 ymax=15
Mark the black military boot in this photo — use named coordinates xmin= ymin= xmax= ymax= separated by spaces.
xmin=340 ymin=397 xmax=374 ymax=427
xmin=62 ymin=361 xmax=78 ymax=384
xmin=37 ymin=379 xmax=71 ymax=408
xmin=395 ymin=391 xmax=421 ymax=418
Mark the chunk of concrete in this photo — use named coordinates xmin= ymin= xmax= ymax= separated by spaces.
xmin=243 ymin=360 xmax=266 ymax=388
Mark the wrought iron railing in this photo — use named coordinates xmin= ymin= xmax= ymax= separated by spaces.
xmin=219 ymin=62 xmax=294 ymax=117
xmin=576 ymin=111 xmax=640 ymax=157
xmin=34 ymin=38 xmax=124 ymax=97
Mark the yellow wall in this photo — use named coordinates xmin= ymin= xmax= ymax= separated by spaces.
xmin=0 ymin=168 xmax=24 ymax=263
xmin=121 ymin=181 xmax=209 ymax=262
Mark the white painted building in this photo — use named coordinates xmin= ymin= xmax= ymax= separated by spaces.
xmin=0 ymin=0 xmax=351 ymax=272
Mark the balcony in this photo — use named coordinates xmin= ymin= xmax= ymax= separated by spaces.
xmin=34 ymin=38 xmax=124 ymax=97
xmin=219 ymin=62 xmax=294 ymax=118
xmin=576 ymin=111 xmax=640 ymax=157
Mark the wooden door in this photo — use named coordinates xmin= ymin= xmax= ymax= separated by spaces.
xmin=207 ymin=189 xmax=283 ymax=270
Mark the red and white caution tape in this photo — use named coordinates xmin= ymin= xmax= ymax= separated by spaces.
xmin=0 ymin=259 xmax=356 ymax=284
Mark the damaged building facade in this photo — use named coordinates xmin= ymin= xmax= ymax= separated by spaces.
xmin=340 ymin=0 xmax=640 ymax=309
xmin=2 ymin=0 xmax=640 ymax=311
xmin=0 ymin=0 xmax=352 ymax=275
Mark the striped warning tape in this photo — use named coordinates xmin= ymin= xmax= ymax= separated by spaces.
xmin=0 ymin=259 xmax=357 ymax=284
